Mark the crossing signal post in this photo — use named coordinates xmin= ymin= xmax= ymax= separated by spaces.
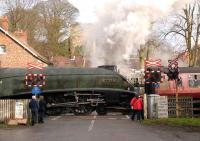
xmin=151 ymin=67 xmax=162 ymax=83
xmin=144 ymin=59 xmax=162 ymax=119
xmin=144 ymin=69 xmax=151 ymax=94
xmin=167 ymin=59 xmax=179 ymax=117
xmin=25 ymin=74 xmax=45 ymax=87
xmin=144 ymin=67 xmax=154 ymax=94
xmin=144 ymin=67 xmax=151 ymax=83
xmin=25 ymin=62 xmax=45 ymax=96
xmin=144 ymin=59 xmax=162 ymax=94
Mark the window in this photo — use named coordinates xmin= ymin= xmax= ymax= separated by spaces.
xmin=0 ymin=44 xmax=6 ymax=54
xmin=188 ymin=74 xmax=200 ymax=88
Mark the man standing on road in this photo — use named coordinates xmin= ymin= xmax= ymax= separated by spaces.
xmin=38 ymin=95 xmax=46 ymax=123
xmin=29 ymin=95 xmax=39 ymax=126
xmin=130 ymin=95 xmax=143 ymax=121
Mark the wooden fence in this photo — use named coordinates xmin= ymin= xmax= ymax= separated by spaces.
xmin=0 ymin=99 xmax=30 ymax=123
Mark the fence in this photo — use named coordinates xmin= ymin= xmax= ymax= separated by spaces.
xmin=0 ymin=99 xmax=30 ymax=123
xmin=168 ymin=96 xmax=193 ymax=117
xmin=146 ymin=95 xmax=199 ymax=119
xmin=193 ymin=98 xmax=200 ymax=117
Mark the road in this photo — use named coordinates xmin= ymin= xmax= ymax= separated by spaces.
xmin=0 ymin=113 xmax=199 ymax=141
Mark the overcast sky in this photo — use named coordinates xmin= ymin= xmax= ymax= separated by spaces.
xmin=0 ymin=4 xmax=5 ymax=16
xmin=69 ymin=0 xmax=109 ymax=23
xmin=68 ymin=0 xmax=189 ymax=23
xmin=0 ymin=0 xmax=188 ymax=23
xmin=0 ymin=0 xmax=98 ymax=22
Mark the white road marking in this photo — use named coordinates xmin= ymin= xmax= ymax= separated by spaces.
xmin=107 ymin=112 xmax=121 ymax=116
xmin=51 ymin=116 xmax=62 ymax=121
xmin=64 ymin=113 xmax=74 ymax=116
xmin=121 ymin=117 xmax=128 ymax=120
xmin=88 ymin=115 xmax=96 ymax=132
xmin=108 ymin=118 xmax=117 ymax=120
xmin=126 ymin=115 xmax=130 ymax=119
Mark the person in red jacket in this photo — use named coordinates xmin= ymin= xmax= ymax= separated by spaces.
xmin=130 ymin=96 xmax=137 ymax=120
xmin=130 ymin=95 xmax=143 ymax=121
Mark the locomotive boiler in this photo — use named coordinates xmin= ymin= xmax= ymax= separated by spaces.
xmin=0 ymin=66 xmax=135 ymax=115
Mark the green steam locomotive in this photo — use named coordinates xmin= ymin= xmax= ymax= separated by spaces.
xmin=0 ymin=66 xmax=135 ymax=115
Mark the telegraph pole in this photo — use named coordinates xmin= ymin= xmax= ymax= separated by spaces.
xmin=175 ymin=79 xmax=179 ymax=117
xmin=167 ymin=59 xmax=179 ymax=117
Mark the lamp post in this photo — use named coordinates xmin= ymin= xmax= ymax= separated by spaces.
xmin=175 ymin=79 xmax=179 ymax=117
xmin=144 ymin=59 xmax=162 ymax=94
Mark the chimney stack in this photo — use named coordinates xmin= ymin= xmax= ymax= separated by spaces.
xmin=0 ymin=16 xmax=9 ymax=31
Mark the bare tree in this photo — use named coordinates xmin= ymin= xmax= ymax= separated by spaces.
xmin=2 ymin=0 xmax=79 ymax=59
xmin=164 ymin=1 xmax=200 ymax=67
xmin=3 ymin=0 xmax=38 ymax=32
xmin=138 ymin=38 xmax=161 ymax=68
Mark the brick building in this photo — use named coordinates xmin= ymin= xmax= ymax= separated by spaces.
xmin=0 ymin=17 xmax=51 ymax=68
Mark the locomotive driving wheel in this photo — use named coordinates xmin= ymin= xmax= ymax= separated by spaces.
xmin=96 ymin=104 xmax=107 ymax=115
xmin=74 ymin=104 xmax=93 ymax=115
xmin=46 ymin=107 xmax=63 ymax=116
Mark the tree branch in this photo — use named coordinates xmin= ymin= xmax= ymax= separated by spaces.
xmin=164 ymin=29 xmax=186 ymax=39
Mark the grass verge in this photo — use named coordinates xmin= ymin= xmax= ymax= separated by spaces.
xmin=0 ymin=123 xmax=18 ymax=129
xmin=141 ymin=118 xmax=200 ymax=127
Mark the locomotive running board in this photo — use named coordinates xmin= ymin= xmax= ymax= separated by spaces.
xmin=41 ymin=88 xmax=136 ymax=95
xmin=0 ymin=88 xmax=136 ymax=99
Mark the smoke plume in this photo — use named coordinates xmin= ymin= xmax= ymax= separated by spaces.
xmin=70 ymin=0 xmax=189 ymax=76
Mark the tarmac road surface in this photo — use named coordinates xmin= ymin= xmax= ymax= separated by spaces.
xmin=0 ymin=113 xmax=199 ymax=141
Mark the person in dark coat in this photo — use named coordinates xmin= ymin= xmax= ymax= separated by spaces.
xmin=38 ymin=95 xmax=46 ymax=123
xmin=29 ymin=95 xmax=39 ymax=126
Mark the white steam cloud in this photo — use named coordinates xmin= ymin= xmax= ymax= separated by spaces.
xmin=70 ymin=0 xmax=189 ymax=75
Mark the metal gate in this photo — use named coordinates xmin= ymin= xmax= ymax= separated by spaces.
xmin=168 ymin=96 xmax=193 ymax=117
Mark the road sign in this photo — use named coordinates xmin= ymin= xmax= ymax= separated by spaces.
xmin=168 ymin=59 xmax=178 ymax=69
xmin=25 ymin=74 xmax=45 ymax=87
xmin=167 ymin=59 xmax=179 ymax=80
xmin=144 ymin=59 xmax=162 ymax=94
xmin=145 ymin=59 xmax=161 ymax=68
xmin=27 ymin=62 xmax=44 ymax=70
xmin=31 ymin=86 xmax=42 ymax=95
xmin=144 ymin=59 xmax=162 ymax=84
xmin=15 ymin=101 xmax=23 ymax=119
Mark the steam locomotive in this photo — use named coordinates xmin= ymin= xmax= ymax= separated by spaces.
xmin=0 ymin=66 xmax=135 ymax=115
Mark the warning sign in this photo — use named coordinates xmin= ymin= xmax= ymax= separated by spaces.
xmin=15 ymin=101 xmax=24 ymax=119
